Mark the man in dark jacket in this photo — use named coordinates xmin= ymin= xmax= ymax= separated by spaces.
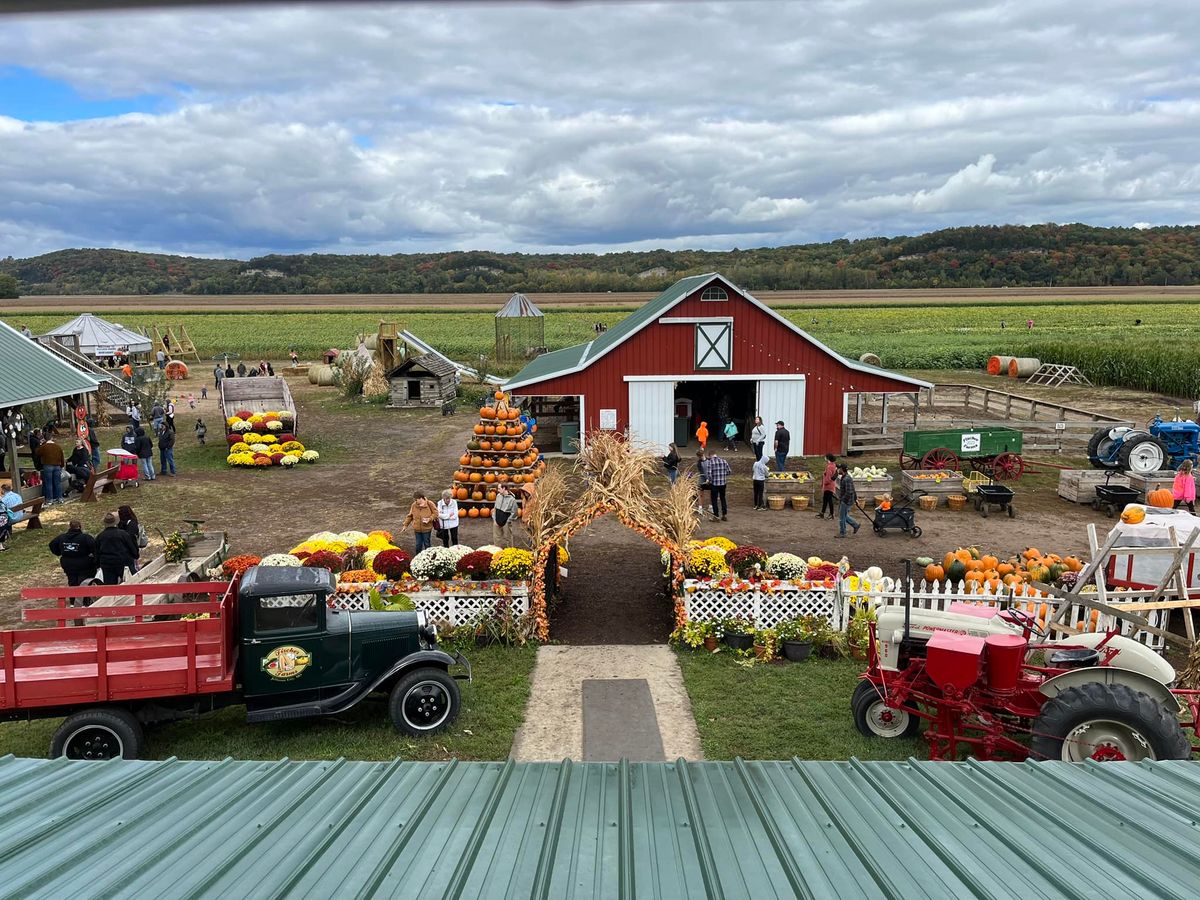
xmin=49 ymin=521 xmax=98 ymax=586
xmin=95 ymin=512 xmax=139 ymax=584
xmin=772 ymin=420 xmax=790 ymax=473
xmin=135 ymin=426 xmax=155 ymax=481
xmin=158 ymin=424 xmax=177 ymax=476
xmin=35 ymin=434 xmax=66 ymax=504
xmin=120 ymin=424 xmax=138 ymax=454
xmin=65 ymin=439 xmax=92 ymax=496
xmin=835 ymin=463 xmax=860 ymax=538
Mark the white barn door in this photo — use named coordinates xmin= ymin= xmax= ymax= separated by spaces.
xmin=757 ymin=378 xmax=806 ymax=456
xmin=627 ymin=380 xmax=675 ymax=453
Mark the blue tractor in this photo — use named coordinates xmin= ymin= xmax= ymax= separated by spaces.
xmin=1089 ymin=415 xmax=1200 ymax=475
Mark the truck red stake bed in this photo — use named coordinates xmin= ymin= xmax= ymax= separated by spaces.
xmin=2 ymin=567 xmax=469 ymax=760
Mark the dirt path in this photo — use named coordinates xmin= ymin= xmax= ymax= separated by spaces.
xmin=551 ymin=517 xmax=674 ymax=644
xmin=510 ymin=645 xmax=703 ymax=762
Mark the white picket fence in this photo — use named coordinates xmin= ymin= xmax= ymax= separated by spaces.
xmin=330 ymin=581 xmax=529 ymax=627
xmin=683 ymin=578 xmax=1167 ymax=652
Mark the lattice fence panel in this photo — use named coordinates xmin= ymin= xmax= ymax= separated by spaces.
xmin=328 ymin=582 xmax=529 ymax=627
xmin=682 ymin=580 xmax=841 ymax=628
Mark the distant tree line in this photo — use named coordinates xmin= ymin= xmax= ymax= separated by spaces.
xmin=3 ymin=224 xmax=1199 ymax=296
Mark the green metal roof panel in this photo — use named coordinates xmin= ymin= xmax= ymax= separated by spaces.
xmin=505 ymin=341 xmax=591 ymax=389
xmin=0 ymin=320 xmax=99 ymax=408
xmin=1 ymin=755 xmax=1197 ymax=898
xmin=580 ymin=272 xmax=715 ymax=365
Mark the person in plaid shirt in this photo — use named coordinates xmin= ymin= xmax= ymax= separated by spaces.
xmin=704 ymin=451 xmax=732 ymax=521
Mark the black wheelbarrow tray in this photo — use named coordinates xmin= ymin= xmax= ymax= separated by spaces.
xmin=1092 ymin=485 xmax=1139 ymax=518
xmin=974 ymin=484 xmax=1015 ymax=518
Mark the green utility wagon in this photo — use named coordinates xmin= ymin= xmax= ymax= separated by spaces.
xmin=899 ymin=426 xmax=1025 ymax=480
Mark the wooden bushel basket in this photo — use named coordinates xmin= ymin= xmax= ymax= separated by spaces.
xmin=918 ymin=495 xmax=938 ymax=511
xmin=946 ymin=494 xmax=968 ymax=511
xmin=790 ymin=495 xmax=810 ymax=510
xmin=767 ymin=496 xmax=787 ymax=510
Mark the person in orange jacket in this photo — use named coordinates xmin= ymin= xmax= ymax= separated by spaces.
xmin=695 ymin=420 xmax=709 ymax=449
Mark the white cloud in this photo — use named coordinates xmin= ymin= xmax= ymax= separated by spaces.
xmin=0 ymin=0 xmax=1197 ymax=257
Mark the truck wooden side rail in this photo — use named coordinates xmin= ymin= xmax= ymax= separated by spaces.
xmin=3 ymin=582 xmax=236 ymax=713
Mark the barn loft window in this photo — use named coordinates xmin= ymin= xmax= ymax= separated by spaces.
xmin=695 ymin=322 xmax=732 ymax=370
xmin=700 ymin=286 xmax=728 ymax=302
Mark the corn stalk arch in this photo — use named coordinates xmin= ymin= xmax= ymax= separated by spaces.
xmin=523 ymin=431 xmax=699 ymax=641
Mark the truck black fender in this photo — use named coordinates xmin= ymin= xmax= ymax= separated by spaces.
xmin=365 ymin=649 xmax=471 ymax=697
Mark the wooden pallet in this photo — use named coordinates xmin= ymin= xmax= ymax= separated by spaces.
xmin=1025 ymin=364 xmax=1092 ymax=387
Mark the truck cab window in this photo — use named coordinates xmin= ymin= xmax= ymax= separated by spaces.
xmin=255 ymin=594 xmax=318 ymax=632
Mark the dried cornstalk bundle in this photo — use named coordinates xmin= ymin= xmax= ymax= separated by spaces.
xmin=523 ymin=465 xmax=570 ymax=547
xmin=655 ymin=477 xmax=700 ymax=549
xmin=362 ymin=361 xmax=389 ymax=398
xmin=1179 ymin=640 xmax=1200 ymax=690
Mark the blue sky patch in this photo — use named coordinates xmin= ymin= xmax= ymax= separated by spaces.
xmin=0 ymin=66 xmax=164 ymax=121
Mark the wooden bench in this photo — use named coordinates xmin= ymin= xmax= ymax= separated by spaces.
xmin=10 ymin=497 xmax=45 ymax=530
xmin=82 ymin=465 xmax=120 ymax=502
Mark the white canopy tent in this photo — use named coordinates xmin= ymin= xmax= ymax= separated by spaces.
xmin=44 ymin=313 xmax=152 ymax=357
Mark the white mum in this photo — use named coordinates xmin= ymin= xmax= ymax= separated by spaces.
xmin=410 ymin=546 xmax=459 ymax=579
xmin=766 ymin=552 xmax=807 ymax=579
xmin=260 ymin=553 xmax=302 ymax=567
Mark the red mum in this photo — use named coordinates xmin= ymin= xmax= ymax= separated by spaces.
xmin=372 ymin=549 xmax=412 ymax=580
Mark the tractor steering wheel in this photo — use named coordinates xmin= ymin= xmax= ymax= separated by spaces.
xmin=999 ymin=604 xmax=1045 ymax=640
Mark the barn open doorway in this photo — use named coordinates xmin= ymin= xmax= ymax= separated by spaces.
xmin=674 ymin=379 xmax=756 ymax=447
xmin=548 ymin=517 xmax=675 ymax=644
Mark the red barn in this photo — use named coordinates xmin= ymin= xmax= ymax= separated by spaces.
xmin=506 ymin=273 xmax=929 ymax=456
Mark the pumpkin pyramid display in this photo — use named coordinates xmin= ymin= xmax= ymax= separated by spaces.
xmin=450 ymin=390 xmax=546 ymax=519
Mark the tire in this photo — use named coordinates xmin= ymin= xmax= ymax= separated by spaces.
xmin=1007 ymin=505 xmax=1015 ymax=518
xmin=909 ymin=526 xmax=922 ymax=538
xmin=1087 ymin=428 xmax=1120 ymax=469
xmin=1117 ymin=435 xmax=1168 ymax=476
xmin=51 ymin=707 xmax=144 ymax=760
xmin=1030 ymin=682 xmax=1191 ymax=762
xmin=852 ymin=680 xmax=922 ymax=739
xmin=389 ymin=667 xmax=460 ymax=736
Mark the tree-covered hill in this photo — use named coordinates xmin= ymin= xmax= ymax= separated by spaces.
xmin=3 ymin=223 xmax=1198 ymax=295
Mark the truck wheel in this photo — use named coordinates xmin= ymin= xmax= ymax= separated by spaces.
xmin=1030 ymin=682 xmax=1190 ymax=762
xmin=51 ymin=708 xmax=144 ymax=760
xmin=1117 ymin=435 xmax=1168 ymax=476
xmin=852 ymin=681 xmax=921 ymax=739
xmin=389 ymin=668 xmax=460 ymax=736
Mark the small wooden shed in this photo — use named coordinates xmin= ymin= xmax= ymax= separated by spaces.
xmin=387 ymin=353 xmax=458 ymax=409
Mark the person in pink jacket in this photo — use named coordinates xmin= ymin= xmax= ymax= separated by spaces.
xmin=1173 ymin=460 xmax=1195 ymax=513
xmin=818 ymin=453 xmax=838 ymax=519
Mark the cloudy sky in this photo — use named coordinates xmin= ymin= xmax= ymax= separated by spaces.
xmin=0 ymin=0 xmax=1197 ymax=259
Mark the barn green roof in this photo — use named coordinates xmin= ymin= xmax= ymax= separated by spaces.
xmin=0 ymin=320 xmax=99 ymax=409
xmin=0 ymin=755 xmax=1196 ymax=897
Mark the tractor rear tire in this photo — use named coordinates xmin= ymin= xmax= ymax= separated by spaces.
xmin=1030 ymin=682 xmax=1190 ymax=762
xmin=1087 ymin=428 xmax=1121 ymax=470
xmin=852 ymin=680 xmax=922 ymax=739
xmin=1117 ymin=435 xmax=1169 ymax=476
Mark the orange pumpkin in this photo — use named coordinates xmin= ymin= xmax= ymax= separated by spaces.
xmin=503 ymin=440 xmax=516 ymax=451
xmin=471 ymin=489 xmax=484 ymax=500
xmin=483 ymin=472 xmax=496 ymax=483
xmin=1121 ymin=505 xmax=1146 ymax=524
xmin=469 ymin=472 xmax=482 ymax=483
xmin=482 ymin=458 xmax=494 ymax=468
xmin=497 ymin=473 xmax=510 ymax=483
xmin=453 ymin=470 xmax=468 ymax=483
xmin=456 ymin=487 xmax=469 ymax=500
xmin=468 ymin=507 xmax=480 ymax=518
xmin=498 ymin=457 xmax=511 ymax=468
xmin=1022 ymin=548 xmax=1042 ymax=561
xmin=1148 ymin=488 xmax=1174 ymax=508
xmin=486 ymin=490 xmax=497 ymax=501
xmin=479 ymin=440 xmax=492 ymax=451
xmin=494 ymin=390 xmax=506 ymax=401
xmin=473 ymin=424 xmax=484 ymax=435
xmin=480 ymin=406 xmax=496 ymax=419
xmin=480 ymin=506 xmax=491 ymax=517
xmin=925 ymin=563 xmax=944 ymax=582
xmin=997 ymin=562 xmax=1015 ymax=577
xmin=511 ymin=474 xmax=524 ymax=484
xmin=980 ymin=555 xmax=998 ymax=571
xmin=509 ymin=408 xmax=520 ymax=420
xmin=485 ymin=425 xmax=496 ymax=435
xmin=459 ymin=453 xmax=471 ymax=466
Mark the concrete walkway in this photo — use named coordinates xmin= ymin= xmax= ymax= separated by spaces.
xmin=510 ymin=645 xmax=704 ymax=762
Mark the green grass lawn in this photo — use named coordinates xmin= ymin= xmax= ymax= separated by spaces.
xmin=0 ymin=645 xmax=536 ymax=762
xmin=676 ymin=649 xmax=923 ymax=761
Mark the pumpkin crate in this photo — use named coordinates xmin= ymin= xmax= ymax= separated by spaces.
xmin=1058 ymin=469 xmax=1130 ymax=504
xmin=1126 ymin=472 xmax=1180 ymax=501
xmin=899 ymin=470 xmax=962 ymax=506
xmin=851 ymin=475 xmax=892 ymax=498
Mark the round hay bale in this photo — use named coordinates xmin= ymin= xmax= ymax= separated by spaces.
xmin=164 ymin=360 xmax=189 ymax=380
xmin=986 ymin=355 xmax=1014 ymax=376
xmin=315 ymin=366 xmax=337 ymax=387
xmin=1008 ymin=357 xmax=1040 ymax=378
xmin=364 ymin=333 xmax=378 ymax=351
xmin=859 ymin=352 xmax=882 ymax=366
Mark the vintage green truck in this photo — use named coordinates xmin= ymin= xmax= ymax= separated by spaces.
xmin=4 ymin=567 xmax=471 ymax=759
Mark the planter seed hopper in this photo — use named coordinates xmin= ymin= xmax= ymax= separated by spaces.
xmin=899 ymin=427 xmax=1025 ymax=480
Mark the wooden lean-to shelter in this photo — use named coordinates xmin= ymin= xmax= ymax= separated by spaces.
xmin=387 ymin=353 xmax=458 ymax=409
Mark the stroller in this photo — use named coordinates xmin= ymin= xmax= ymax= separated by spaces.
xmin=861 ymin=491 xmax=923 ymax=538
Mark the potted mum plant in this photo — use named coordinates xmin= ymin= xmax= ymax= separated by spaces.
xmin=720 ymin=616 xmax=754 ymax=651
xmin=752 ymin=626 xmax=777 ymax=661
xmin=846 ymin=604 xmax=877 ymax=659
xmin=775 ymin=617 xmax=814 ymax=662
xmin=726 ymin=545 xmax=768 ymax=581
xmin=672 ymin=620 xmax=718 ymax=651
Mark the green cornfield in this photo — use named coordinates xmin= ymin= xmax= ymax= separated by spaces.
xmin=6 ymin=300 xmax=1197 ymax=398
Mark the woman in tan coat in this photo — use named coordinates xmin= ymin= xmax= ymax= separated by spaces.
xmin=401 ymin=491 xmax=438 ymax=553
